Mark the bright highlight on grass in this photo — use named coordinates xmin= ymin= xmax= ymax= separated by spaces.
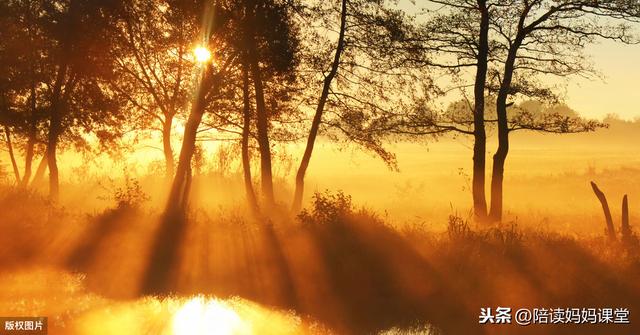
xmin=193 ymin=46 xmax=212 ymax=63
xmin=172 ymin=297 xmax=250 ymax=335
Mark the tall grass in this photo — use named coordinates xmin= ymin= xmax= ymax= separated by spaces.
xmin=0 ymin=186 xmax=638 ymax=334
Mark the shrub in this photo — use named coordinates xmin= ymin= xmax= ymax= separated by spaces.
xmin=447 ymin=215 xmax=474 ymax=242
xmin=99 ymin=175 xmax=150 ymax=209
xmin=297 ymin=191 xmax=353 ymax=225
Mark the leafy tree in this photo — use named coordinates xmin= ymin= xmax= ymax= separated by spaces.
xmin=397 ymin=0 xmax=495 ymax=221
xmin=143 ymin=0 xmax=300 ymax=293
xmin=244 ymin=0 xmax=299 ymax=209
xmin=111 ymin=0 xmax=195 ymax=178
xmin=404 ymin=0 xmax=638 ymax=222
xmin=0 ymin=0 xmax=44 ymax=186
xmin=486 ymin=0 xmax=640 ymax=222
xmin=291 ymin=0 xmax=429 ymax=212
xmin=5 ymin=0 xmax=127 ymax=200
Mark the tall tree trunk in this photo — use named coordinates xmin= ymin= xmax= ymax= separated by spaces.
xmin=167 ymin=80 xmax=208 ymax=216
xmin=488 ymin=103 xmax=509 ymax=223
xmin=489 ymin=38 xmax=522 ymax=222
xmin=4 ymin=127 xmax=21 ymax=184
xmin=162 ymin=115 xmax=175 ymax=178
xmin=242 ymin=63 xmax=259 ymax=214
xmin=47 ymin=63 xmax=68 ymax=201
xmin=22 ymin=77 xmax=38 ymax=187
xmin=47 ymin=124 xmax=60 ymax=200
xmin=141 ymin=69 xmax=211 ymax=295
xmin=292 ymin=0 xmax=347 ymax=213
xmin=30 ymin=150 xmax=48 ymax=187
xmin=249 ymin=49 xmax=275 ymax=208
xmin=472 ymin=0 xmax=489 ymax=222
xmin=22 ymin=126 xmax=36 ymax=187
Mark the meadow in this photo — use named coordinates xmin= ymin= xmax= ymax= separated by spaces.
xmin=1 ymin=128 xmax=639 ymax=335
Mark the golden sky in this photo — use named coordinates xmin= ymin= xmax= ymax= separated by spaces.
xmin=567 ymin=40 xmax=640 ymax=120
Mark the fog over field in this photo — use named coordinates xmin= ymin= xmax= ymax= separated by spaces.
xmin=2 ymin=0 xmax=640 ymax=334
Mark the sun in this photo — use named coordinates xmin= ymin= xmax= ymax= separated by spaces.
xmin=193 ymin=46 xmax=212 ymax=63
xmin=172 ymin=297 xmax=250 ymax=335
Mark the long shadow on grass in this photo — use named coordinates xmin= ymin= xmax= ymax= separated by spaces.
xmin=285 ymin=211 xmax=474 ymax=335
xmin=489 ymin=235 xmax=640 ymax=335
xmin=56 ymin=202 xmax=640 ymax=335
xmin=64 ymin=207 xmax=133 ymax=271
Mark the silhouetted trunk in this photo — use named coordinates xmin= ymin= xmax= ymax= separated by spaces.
xmin=472 ymin=0 xmax=489 ymax=222
xmin=249 ymin=46 xmax=275 ymax=207
xmin=4 ymin=127 xmax=20 ymax=184
xmin=488 ymin=108 xmax=508 ymax=223
xmin=162 ymin=116 xmax=175 ymax=178
xmin=292 ymin=0 xmax=347 ymax=213
xmin=167 ymin=83 xmax=209 ymax=214
xmin=47 ymin=125 xmax=60 ymax=200
xmin=30 ymin=151 xmax=47 ymax=187
xmin=590 ymin=181 xmax=615 ymax=241
xmin=141 ymin=69 xmax=211 ymax=295
xmin=47 ymin=63 xmax=69 ymax=201
xmin=621 ymin=194 xmax=631 ymax=242
xmin=489 ymin=37 xmax=522 ymax=222
xmin=21 ymin=79 xmax=38 ymax=187
xmin=242 ymin=63 xmax=259 ymax=214
xmin=22 ymin=124 xmax=36 ymax=187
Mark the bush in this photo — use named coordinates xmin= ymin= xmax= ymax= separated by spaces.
xmin=100 ymin=175 xmax=150 ymax=209
xmin=447 ymin=215 xmax=473 ymax=242
xmin=297 ymin=191 xmax=353 ymax=225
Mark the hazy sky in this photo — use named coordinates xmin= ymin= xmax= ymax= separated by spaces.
xmin=397 ymin=1 xmax=640 ymax=121
xmin=566 ymin=40 xmax=640 ymax=120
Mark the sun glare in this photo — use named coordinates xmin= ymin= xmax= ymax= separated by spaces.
xmin=172 ymin=297 xmax=250 ymax=335
xmin=193 ymin=46 xmax=212 ymax=63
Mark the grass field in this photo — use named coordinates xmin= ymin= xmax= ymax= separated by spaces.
xmin=0 ymin=184 xmax=638 ymax=334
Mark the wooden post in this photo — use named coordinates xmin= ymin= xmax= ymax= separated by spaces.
xmin=590 ymin=181 xmax=615 ymax=241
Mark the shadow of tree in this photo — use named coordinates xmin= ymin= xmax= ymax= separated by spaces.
xmin=5 ymin=197 xmax=638 ymax=335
